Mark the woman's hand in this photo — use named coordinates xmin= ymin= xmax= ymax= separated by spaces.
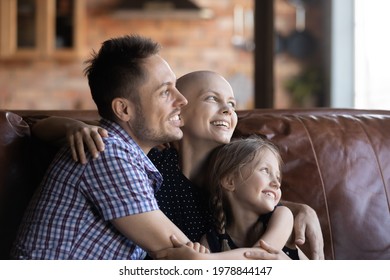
xmin=66 ymin=122 xmax=108 ymax=164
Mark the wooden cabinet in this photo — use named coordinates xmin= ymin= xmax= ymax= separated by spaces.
xmin=0 ymin=0 xmax=85 ymax=60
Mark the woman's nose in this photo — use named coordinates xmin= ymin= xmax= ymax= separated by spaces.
xmin=222 ymin=104 xmax=234 ymax=115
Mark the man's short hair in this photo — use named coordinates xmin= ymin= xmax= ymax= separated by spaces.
xmin=84 ymin=34 xmax=161 ymax=120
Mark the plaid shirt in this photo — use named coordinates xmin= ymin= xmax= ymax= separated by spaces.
xmin=12 ymin=119 xmax=162 ymax=259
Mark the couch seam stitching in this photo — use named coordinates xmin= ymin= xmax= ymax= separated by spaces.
xmin=296 ymin=115 xmax=335 ymax=260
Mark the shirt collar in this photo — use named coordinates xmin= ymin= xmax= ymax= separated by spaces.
xmin=99 ymin=118 xmax=163 ymax=189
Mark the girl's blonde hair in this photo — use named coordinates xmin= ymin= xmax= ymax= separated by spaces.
xmin=205 ymin=135 xmax=282 ymax=251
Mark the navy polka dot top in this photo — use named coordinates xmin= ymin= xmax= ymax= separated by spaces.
xmin=148 ymin=147 xmax=213 ymax=242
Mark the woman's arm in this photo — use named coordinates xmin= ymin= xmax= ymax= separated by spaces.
xmin=32 ymin=116 xmax=107 ymax=164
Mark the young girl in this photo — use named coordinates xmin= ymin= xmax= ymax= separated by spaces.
xmin=200 ymin=135 xmax=306 ymax=260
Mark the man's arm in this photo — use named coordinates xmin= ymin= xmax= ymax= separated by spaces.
xmin=153 ymin=236 xmax=291 ymax=260
xmin=153 ymin=207 xmax=294 ymax=260
xmin=112 ymin=210 xmax=285 ymax=260
xmin=111 ymin=210 xmax=193 ymax=254
xmin=281 ymin=200 xmax=324 ymax=259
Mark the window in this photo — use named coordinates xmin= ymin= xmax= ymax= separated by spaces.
xmin=331 ymin=0 xmax=390 ymax=109
xmin=0 ymin=0 xmax=85 ymax=60
xmin=354 ymin=0 xmax=390 ymax=109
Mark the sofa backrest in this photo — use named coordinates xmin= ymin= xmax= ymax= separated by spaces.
xmin=0 ymin=110 xmax=99 ymax=259
xmin=0 ymin=112 xmax=37 ymax=259
xmin=0 ymin=109 xmax=389 ymax=260
xmin=234 ymin=108 xmax=390 ymax=260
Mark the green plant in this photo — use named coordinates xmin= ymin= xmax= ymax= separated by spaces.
xmin=284 ymin=68 xmax=322 ymax=106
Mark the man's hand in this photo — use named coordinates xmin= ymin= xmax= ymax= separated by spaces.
xmin=66 ymin=122 xmax=107 ymax=164
xmin=244 ymin=240 xmax=291 ymax=260
xmin=282 ymin=201 xmax=324 ymax=259
xmin=150 ymin=235 xmax=209 ymax=260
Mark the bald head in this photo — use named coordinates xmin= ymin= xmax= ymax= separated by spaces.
xmin=176 ymin=70 xmax=231 ymax=103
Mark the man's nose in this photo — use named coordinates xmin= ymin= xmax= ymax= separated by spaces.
xmin=173 ymin=88 xmax=188 ymax=107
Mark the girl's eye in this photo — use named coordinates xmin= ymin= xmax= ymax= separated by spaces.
xmin=260 ymin=167 xmax=269 ymax=174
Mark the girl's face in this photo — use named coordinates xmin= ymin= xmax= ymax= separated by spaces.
xmin=180 ymin=75 xmax=238 ymax=146
xmin=228 ymin=148 xmax=282 ymax=215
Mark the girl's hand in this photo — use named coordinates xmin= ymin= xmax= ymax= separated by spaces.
xmin=245 ymin=240 xmax=291 ymax=260
xmin=150 ymin=235 xmax=209 ymax=260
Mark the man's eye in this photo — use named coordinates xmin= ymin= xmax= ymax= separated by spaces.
xmin=161 ymin=90 xmax=169 ymax=97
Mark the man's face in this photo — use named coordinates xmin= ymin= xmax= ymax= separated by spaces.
xmin=129 ymin=55 xmax=187 ymax=151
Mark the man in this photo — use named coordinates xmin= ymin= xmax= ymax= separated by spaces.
xmin=12 ymin=35 xmax=193 ymax=259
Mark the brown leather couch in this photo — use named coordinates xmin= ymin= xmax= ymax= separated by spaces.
xmin=1 ymin=109 xmax=389 ymax=260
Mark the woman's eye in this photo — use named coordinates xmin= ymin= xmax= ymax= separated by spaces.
xmin=228 ymin=101 xmax=236 ymax=109
xmin=206 ymin=96 xmax=217 ymax=101
xmin=161 ymin=90 xmax=170 ymax=97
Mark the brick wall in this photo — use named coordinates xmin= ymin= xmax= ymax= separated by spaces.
xmin=0 ymin=0 xmax=255 ymax=110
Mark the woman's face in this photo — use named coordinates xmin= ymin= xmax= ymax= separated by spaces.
xmin=180 ymin=74 xmax=238 ymax=146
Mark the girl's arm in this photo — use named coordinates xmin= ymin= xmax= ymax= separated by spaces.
xmin=257 ymin=206 xmax=294 ymax=251
xmin=281 ymin=200 xmax=324 ymax=259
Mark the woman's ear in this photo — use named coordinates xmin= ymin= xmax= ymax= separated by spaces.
xmin=112 ymin=98 xmax=133 ymax=122
xmin=221 ymin=174 xmax=235 ymax=192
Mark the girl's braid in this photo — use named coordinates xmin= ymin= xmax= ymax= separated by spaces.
xmin=211 ymin=183 xmax=231 ymax=251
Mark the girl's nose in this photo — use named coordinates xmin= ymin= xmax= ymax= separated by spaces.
xmin=270 ymin=176 xmax=281 ymax=189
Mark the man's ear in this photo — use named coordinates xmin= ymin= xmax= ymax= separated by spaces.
xmin=221 ymin=174 xmax=235 ymax=192
xmin=112 ymin=98 xmax=133 ymax=122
